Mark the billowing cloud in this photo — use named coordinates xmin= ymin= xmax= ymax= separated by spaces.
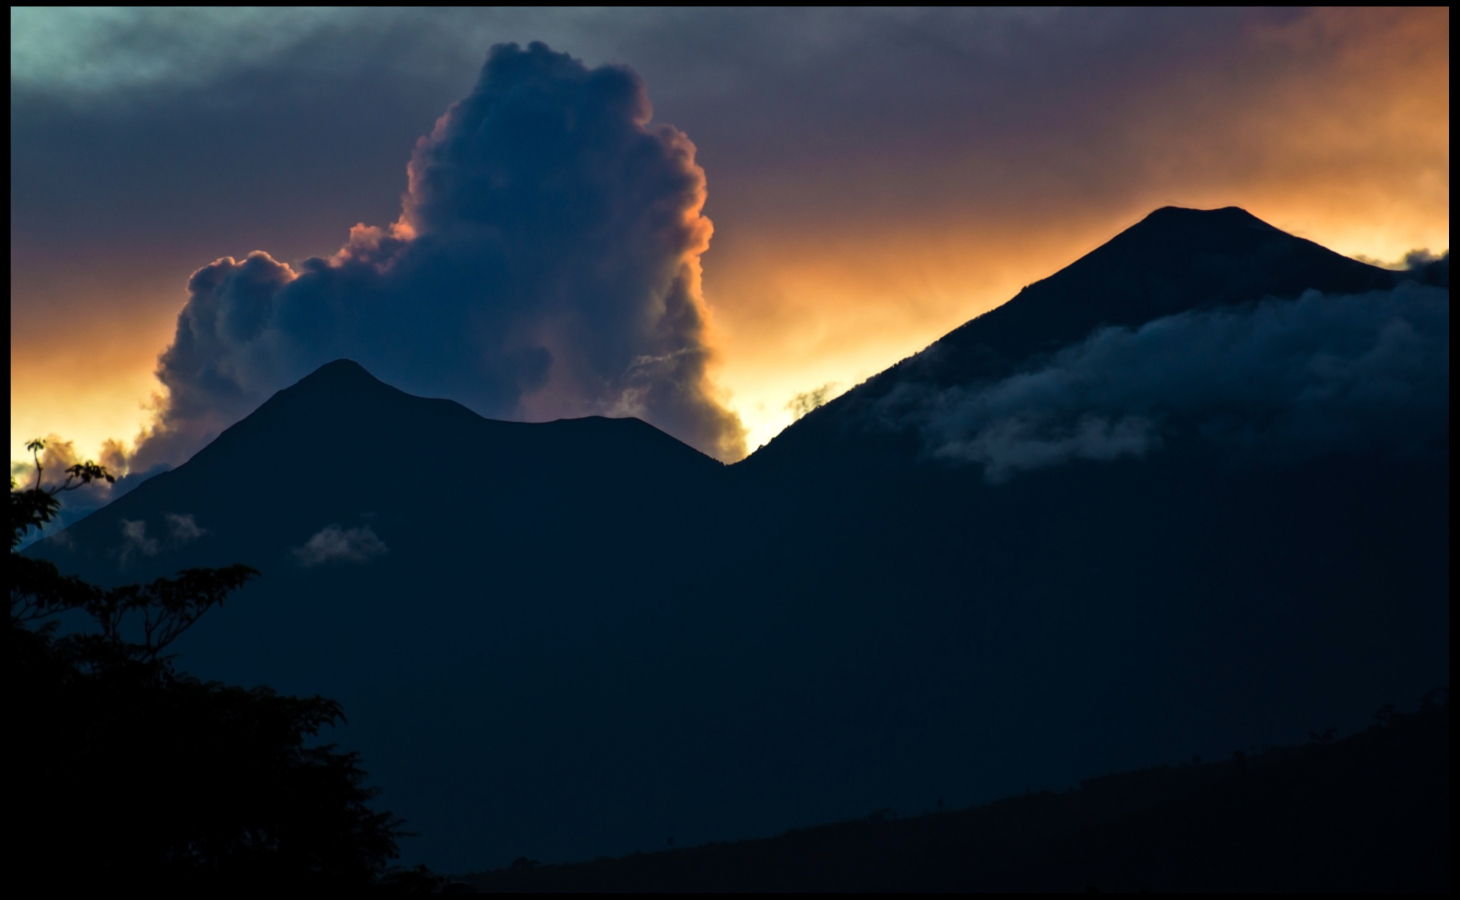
xmin=878 ymin=280 xmax=1449 ymax=483
xmin=291 ymin=524 xmax=388 ymax=567
xmin=131 ymin=41 xmax=744 ymax=469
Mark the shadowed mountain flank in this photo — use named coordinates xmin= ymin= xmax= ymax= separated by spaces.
xmin=26 ymin=208 xmax=1448 ymax=872
xmin=463 ymin=697 xmax=1449 ymax=892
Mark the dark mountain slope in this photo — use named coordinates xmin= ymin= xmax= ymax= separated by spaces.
xmin=463 ymin=697 xmax=1449 ymax=892
xmin=29 ymin=361 xmax=749 ymax=871
xmin=46 ymin=358 xmax=723 ymax=584
xmin=24 ymin=211 xmax=1447 ymax=873
xmin=929 ymin=205 xmax=1393 ymax=377
xmin=748 ymin=206 xmax=1404 ymax=473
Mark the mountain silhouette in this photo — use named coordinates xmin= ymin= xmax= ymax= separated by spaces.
xmin=750 ymin=205 xmax=1412 ymax=472
xmin=45 ymin=358 xmax=722 ymax=579
xmin=27 ymin=208 xmax=1448 ymax=872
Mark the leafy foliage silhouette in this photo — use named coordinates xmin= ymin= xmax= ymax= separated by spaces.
xmin=9 ymin=441 xmax=436 ymax=891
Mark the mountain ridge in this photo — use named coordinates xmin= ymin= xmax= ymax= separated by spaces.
xmin=44 ymin=356 xmax=721 ymax=583
xmin=747 ymin=205 xmax=1406 ymax=471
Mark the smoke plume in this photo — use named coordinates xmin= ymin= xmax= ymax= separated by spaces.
xmin=132 ymin=42 xmax=745 ymax=469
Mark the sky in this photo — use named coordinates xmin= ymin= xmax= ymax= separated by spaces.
xmin=10 ymin=7 xmax=1450 ymax=470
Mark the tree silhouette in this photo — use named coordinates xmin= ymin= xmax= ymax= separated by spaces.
xmin=9 ymin=444 xmax=432 ymax=890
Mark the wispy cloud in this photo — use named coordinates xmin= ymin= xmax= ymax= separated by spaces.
xmin=116 ymin=511 xmax=208 ymax=562
xmin=163 ymin=512 xmax=207 ymax=542
xmin=787 ymin=383 xmax=840 ymax=421
xmin=119 ymin=519 xmax=158 ymax=560
xmin=291 ymin=524 xmax=388 ymax=567
xmin=880 ymin=282 xmax=1450 ymax=483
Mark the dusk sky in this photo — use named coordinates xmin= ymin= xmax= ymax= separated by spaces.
xmin=11 ymin=7 xmax=1449 ymax=468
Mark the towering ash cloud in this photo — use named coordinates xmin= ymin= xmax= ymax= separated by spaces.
xmin=134 ymin=42 xmax=745 ymax=469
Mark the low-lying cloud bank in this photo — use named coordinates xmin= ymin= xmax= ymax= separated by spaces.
xmin=878 ymin=280 xmax=1449 ymax=483
xmin=131 ymin=41 xmax=745 ymax=470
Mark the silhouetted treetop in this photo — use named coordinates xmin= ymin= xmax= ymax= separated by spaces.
xmin=9 ymin=445 xmax=428 ymax=890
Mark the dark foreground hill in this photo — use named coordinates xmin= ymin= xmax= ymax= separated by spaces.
xmin=462 ymin=698 xmax=1449 ymax=892
xmin=26 ymin=207 xmax=1449 ymax=872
